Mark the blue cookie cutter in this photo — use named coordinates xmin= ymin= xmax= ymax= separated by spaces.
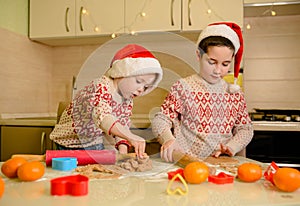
xmin=52 ymin=157 xmax=77 ymax=171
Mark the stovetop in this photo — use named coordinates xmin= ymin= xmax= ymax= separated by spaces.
xmin=249 ymin=108 xmax=300 ymax=131
xmin=250 ymin=108 xmax=300 ymax=122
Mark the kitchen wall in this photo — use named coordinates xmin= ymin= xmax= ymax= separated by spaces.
xmin=0 ymin=27 xmax=99 ymax=117
xmin=243 ymin=14 xmax=300 ymax=111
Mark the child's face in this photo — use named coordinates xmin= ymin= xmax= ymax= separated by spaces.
xmin=117 ymin=73 xmax=157 ymax=99
xmin=197 ymin=46 xmax=234 ymax=84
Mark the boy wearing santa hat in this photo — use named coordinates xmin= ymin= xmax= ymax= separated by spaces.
xmin=50 ymin=44 xmax=163 ymax=158
xmin=152 ymin=22 xmax=253 ymax=162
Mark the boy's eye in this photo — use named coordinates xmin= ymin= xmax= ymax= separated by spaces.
xmin=208 ymin=60 xmax=215 ymax=65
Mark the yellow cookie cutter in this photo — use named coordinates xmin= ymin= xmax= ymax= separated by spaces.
xmin=166 ymin=173 xmax=189 ymax=195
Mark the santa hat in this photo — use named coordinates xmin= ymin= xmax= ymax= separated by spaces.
xmin=107 ymin=44 xmax=163 ymax=89
xmin=196 ymin=22 xmax=243 ymax=90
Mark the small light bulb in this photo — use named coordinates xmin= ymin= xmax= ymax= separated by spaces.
xmin=111 ymin=33 xmax=116 ymax=39
xmin=271 ymin=10 xmax=276 ymax=16
xmin=81 ymin=8 xmax=87 ymax=14
xmin=246 ymin=23 xmax=251 ymax=30
xmin=207 ymin=9 xmax=212 ymax=14
xmin=140 ymin=12 xmax=146 ymax=17
xmin=94 ymin=26 xmax=99 ymax=32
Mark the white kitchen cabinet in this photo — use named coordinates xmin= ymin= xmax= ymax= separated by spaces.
xmin=0 ymin=126 xmax=54 ymax=161
xmin=29 ymin=0 xmax=243 ymax=42
xmin=125 ymin=0 xmax=181 ymax=33
xmin=182 ymin=0 xmax=243 ymax=31
xmin=29 ymin=0 xmax=124 ymax=39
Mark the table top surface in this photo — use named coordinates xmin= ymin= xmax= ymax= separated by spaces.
xmin=0 ymin=156 xmax=299 ymax=206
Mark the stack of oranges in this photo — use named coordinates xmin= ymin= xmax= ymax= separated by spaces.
xmin=1 ymin=157 xmax=45 ymax=181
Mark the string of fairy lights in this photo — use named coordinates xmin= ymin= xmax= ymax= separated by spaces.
xmin=244 ymin=1 xmax=280 ymax=30
xmin=79 ymin=0 xmax=288 ymax=36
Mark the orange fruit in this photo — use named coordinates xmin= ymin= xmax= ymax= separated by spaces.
xmin=0 ymin=176 xmax=4 ymax=198
xmin=183 ymin=162 xmax=209 ymax=184
xmin=237 ymin=162 xmax=262 ymax=182
xmin=17 ymin=161 xmax=45 ymax=181
xmin=273 ymin=167 xmax=300 ymax=192
xmin=1 ymin=157 xmax=27 ymax=178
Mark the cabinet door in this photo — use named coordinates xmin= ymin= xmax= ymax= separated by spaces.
xmin=77 ymin=0 xmax=124 ymax=36
xmin=182 ymin=0 xmax=243 ymax=31
xmin=0 ymin=126 xmax=53 ymax=161
xmin=30 ymin=0 xmax=76 ymax=38
xmin=30 ymin=0 xmax=124 ymax=38
xmin=125 ymin=0 xmax=181 ymax=33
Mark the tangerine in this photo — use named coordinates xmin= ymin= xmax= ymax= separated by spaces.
xmin=237 ymin=162 xmax=262 ymax=182
xmin=0 ymin=176 xmax=4 ymax=198
xmin=183 ymin=162 xmax=209 ymax=184
xmin=273 ymin=167 xmax=300 ymax=192
xmin=17 ymin=161 xmax=45 ymax=181
xmin=1 ymin=157 xmax=27 ymax=178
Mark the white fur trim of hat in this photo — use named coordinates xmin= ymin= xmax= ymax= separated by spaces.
xmin=196 ymin=24 xmax=240 ymax=54
xmin=107 ymin=44 xmax=163 ymax=87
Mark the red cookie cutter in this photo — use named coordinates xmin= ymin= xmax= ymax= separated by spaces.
xmin=208 ymin=172 xmax=234 ymax=184
xmin=51 ymin=174 xmax=89 ymax=196
xmin=167 ymin=168 xmax=185 ymax=181
xmin=264 ymin=161 xmax=279 ymax=185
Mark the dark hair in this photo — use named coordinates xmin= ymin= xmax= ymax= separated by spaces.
xmin=198 ymin=36 xmax=235 ymax=56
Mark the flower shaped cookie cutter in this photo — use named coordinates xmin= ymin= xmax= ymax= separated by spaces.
xmin=51 ymin=174 xmax=89 ymax=196
xmin=208 ymin=172 xmax=234 ymax=184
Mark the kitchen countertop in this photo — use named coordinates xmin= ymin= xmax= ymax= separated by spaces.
xmin=0 ymin=117 xmax=57 ymax=127
xmin=0 ymin=157 xmax=299 ymax=206
xmin=252 ymin=121 xmax=300 ymax=132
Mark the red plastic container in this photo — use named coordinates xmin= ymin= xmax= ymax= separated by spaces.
xmin=51 ymin=174 xmax=89 ymax=196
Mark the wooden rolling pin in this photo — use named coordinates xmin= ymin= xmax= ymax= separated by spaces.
xmin=172 ymin=150 xmax=204 ymax=167
xmin=12 ymin=150 xmax=136 ymax=166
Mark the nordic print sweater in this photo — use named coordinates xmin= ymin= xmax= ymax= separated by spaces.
xmin=50 ymin=76 xmax=132 ymax=148
xmin=152 ymin=74 xmax=253 ymax=159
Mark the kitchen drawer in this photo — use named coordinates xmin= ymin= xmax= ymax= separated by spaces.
xmin=0 ymin=126 xmax=54 ymax=161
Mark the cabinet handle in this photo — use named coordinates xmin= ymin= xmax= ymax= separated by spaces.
xmin=65 ymin=7 xmax=70 ymax=32
xmin=79 ymin=6 xmax=84 ymax=31
xmin=40 ymin=132 xmax=46 ymax=154
xmin=188 ymin=0 xmax=192 ymax=26
xmin=170 ymin=0 xmax=175 ymax=26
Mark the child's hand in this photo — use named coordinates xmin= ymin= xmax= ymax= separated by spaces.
xmin=212 ymin=144 xmax=233 ymax=157
xmin=128 ymin=135 xmax=146 ymax=158
xmin=160 ymin=139 xmax=181 ymax=162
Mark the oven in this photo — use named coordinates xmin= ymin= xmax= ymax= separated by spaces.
xmin=246 ymin=109 xmax=300 ymax=170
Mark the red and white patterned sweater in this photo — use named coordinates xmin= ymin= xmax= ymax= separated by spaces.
xmin=50 ymin=76 xmax=133 ymax=148
xmin=152 ymin=74 xmax=253 ymax=158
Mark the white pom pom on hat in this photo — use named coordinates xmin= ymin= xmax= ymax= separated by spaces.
xmin=107 ymin=44 xmax=163 ymax=87
xmin=196 ymin=22 xmax=244 ymax=90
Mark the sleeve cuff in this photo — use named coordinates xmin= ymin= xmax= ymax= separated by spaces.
xmin=226 ymin=141 xmax=241 ymax=156
xmin=157 ymin=129 xmax=175 ymax=144
xmin=100 ymin=115 xmax=117 ymax=135
xmin=115 ymin=140 xmax=132 ymax=151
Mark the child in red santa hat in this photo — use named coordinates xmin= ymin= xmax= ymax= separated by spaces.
xmin=152 ymin=22 xmax=253 ymax=162
xmin=50 ymin=44 xmax=163 ymax=158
